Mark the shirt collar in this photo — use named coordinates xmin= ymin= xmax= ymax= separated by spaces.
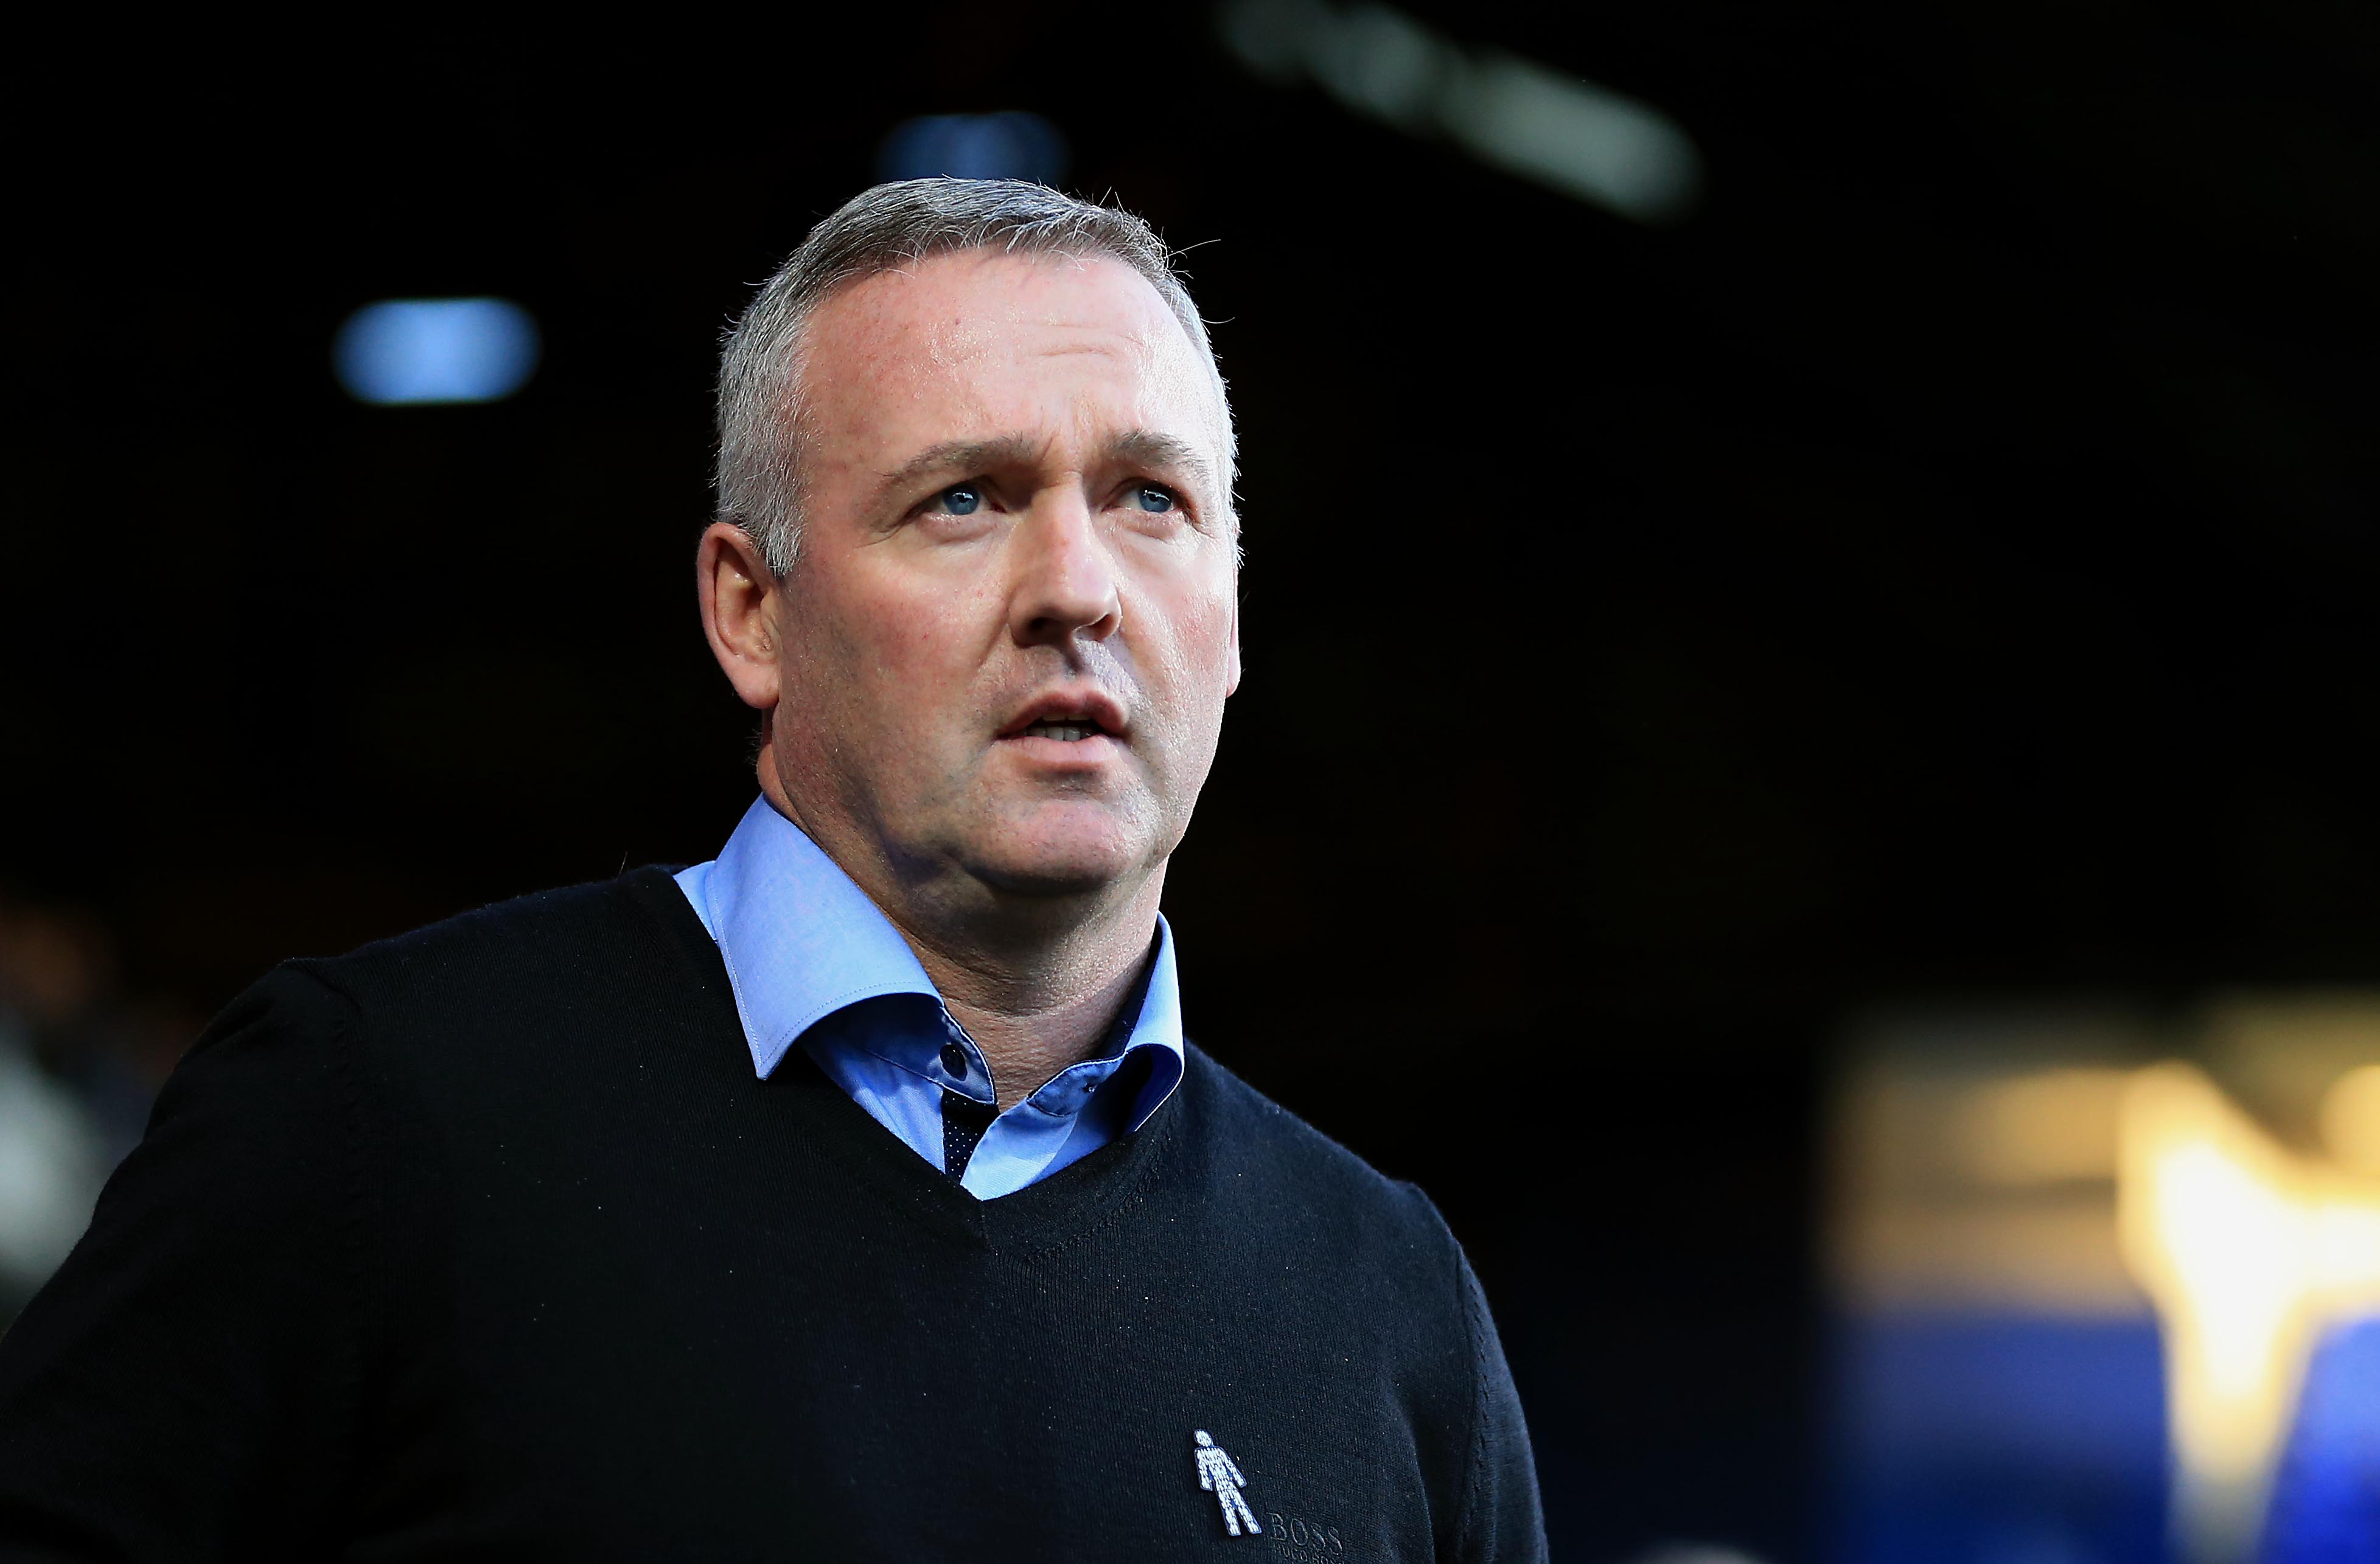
xmin=686 ymin=795 xmax=1184 ymax=1104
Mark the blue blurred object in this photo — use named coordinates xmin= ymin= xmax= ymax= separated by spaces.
xmin=1833 ymin=1312 xmax=2168 ymax=1564
xmin=333 ymin=298 xmax=540 ymax=405
xmin=875 ymin=111 xmax=1069 ymax=184
xmin=2259 ymin=1314 xmax=2380 ymax=1563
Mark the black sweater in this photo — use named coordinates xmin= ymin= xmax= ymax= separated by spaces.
xmin=0 ymin=868 xmax=1544 ymax=1562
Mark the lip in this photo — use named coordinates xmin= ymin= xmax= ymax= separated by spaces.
xmin=995 ymin=686 xmax=1130 ymax=742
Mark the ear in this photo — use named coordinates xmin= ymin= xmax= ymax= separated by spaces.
xmin=1224 ymin=578 xmax=1243 ymax=697
xmin=697 ymin=522 xmax=782 ymax=711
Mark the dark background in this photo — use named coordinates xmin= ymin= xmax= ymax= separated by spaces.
xmin=5 ymin=5 xmax=2377 ymax=1559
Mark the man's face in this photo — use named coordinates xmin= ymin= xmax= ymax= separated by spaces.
xmin=766 ymin=250 xmax=1240 ymax=906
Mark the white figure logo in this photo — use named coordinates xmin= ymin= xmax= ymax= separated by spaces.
xmin=1194 ymin=1430 xmax=1262 ymax=1537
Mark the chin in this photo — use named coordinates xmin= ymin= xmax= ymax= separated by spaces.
xmin=965 ymin=805 xmax=1151 ymax=899
xmin=969 ymin=845 xmax=1139 ymax=899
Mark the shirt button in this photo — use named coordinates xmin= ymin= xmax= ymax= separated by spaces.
xmin=938 ymin=1042 xmax=968 ymax=1078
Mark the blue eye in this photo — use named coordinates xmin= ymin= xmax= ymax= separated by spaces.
xmin=1129 ymin=484 xmax=1176 ymax=514
xmin=938 ymin=484 xmax=983 ymax=516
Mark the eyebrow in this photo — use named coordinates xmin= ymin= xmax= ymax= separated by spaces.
xmin=872 ymin=430 xmax=1221 ymax=509
xmin=1106 ymin=430 xmax=1220 ymax=502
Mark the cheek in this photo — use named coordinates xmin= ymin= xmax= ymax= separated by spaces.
xmin=1138 ymin=578 xmax=1239 ymax=733
xmin=806 ymin=571 xmax=982 ymax=688
xmin=1179 ymin=571 xmax=1241 ymax=678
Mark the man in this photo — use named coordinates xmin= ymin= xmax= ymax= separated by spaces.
xmin=0 ymin=180 xmax=1544 ymax=1561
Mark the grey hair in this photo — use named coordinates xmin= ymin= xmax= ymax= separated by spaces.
xmin=716 ymin=178 xmax=1235 ymax=575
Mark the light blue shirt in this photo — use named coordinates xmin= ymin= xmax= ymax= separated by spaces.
xmin=674 ymin=797 xmax=1185 ymax=1200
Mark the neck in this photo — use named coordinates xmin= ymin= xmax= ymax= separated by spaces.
xmin=919 ymin=926 xmax=1157 ymax=1111
xmin=756 ymin=758 xmax=1162 ymax=1112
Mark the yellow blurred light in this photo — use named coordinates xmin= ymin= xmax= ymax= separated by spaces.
xmin=2320 ymin=1063 xmax=2380 ymax=1174
xmin=2118 ymin=1064 xmax=2380 ymax=1563
xmin=1830 ymin=1056 xmax=2144 ymax=1314
xmin=1952 ymin=1067 xmax=2129 ymax=1186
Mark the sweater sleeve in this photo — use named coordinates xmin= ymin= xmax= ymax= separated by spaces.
xmin=0 ymin=966 xmax=371 ymax=1560
xmin=1453 ymin=1248 xmax=1548 ymax=1564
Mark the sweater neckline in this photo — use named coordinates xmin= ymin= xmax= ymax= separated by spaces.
xmin=622 ymin=865 xmax=1188 ymax=1257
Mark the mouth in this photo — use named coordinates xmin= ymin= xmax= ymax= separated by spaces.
xmin=997 ymin=688 xmax=1130 ymax=747
xmin=1014 ymin=717 xmax=1107 ymax=744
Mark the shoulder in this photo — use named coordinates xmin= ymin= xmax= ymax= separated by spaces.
xmin=1176 ymin=1042 xmax=1462 ymax=1266
xmin=288 ymin=865 xmax=717 ymax=1032
xmin=234 ymin=866 xmax=736 ymax=1108
xmin=298 ymin=866 xmax=693 ymax=995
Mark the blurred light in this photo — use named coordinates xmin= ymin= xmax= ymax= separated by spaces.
xmin=876 ymin=111 xmax=1069 ymax=185
xmin=2262 ymin=1316 xmax=2380 ymax=1559
xmin=1307 ymin=4 xmax=1443 ymax=128
xmin=2322 ymin=1064 xmax=2380 ymax=1174
xmin=2118 ymin=1064 xmax=2380 ymax=1562
xmin=1833 ymin=1018 xmax=2380 ymax=1561
xmin=1217 ymin=0 xmax=1702 ymax=224
xmin=0 ymin=1040 xmax=105 ymax=1293
xmin=1950 ymin=1067 xmax=2129 ymax=1187
xmin=1439 ymin=54 xmax=1701 ymax=225
xmin=334 ymin=298 xmax=540 ymax=406
xmin=1832 ymin=1025 xmax=2150 ymax=1314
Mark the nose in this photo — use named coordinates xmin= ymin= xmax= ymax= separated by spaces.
xmin=1007 ymin=492 xmax=1122 ymax=650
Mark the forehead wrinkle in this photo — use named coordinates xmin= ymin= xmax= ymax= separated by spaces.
xmin=814 ymin=253 xmax=1231 ymax=507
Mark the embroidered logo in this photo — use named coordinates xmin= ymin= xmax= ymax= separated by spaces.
xmin=1265 ymin=1510 xmax=1350 ymax=1559
xmin=1193 ymin=1430 xmax=1263 ymax=1537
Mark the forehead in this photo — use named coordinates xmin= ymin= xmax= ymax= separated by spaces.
xmin=798 ymin=248 xmax=1220 ymax=460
